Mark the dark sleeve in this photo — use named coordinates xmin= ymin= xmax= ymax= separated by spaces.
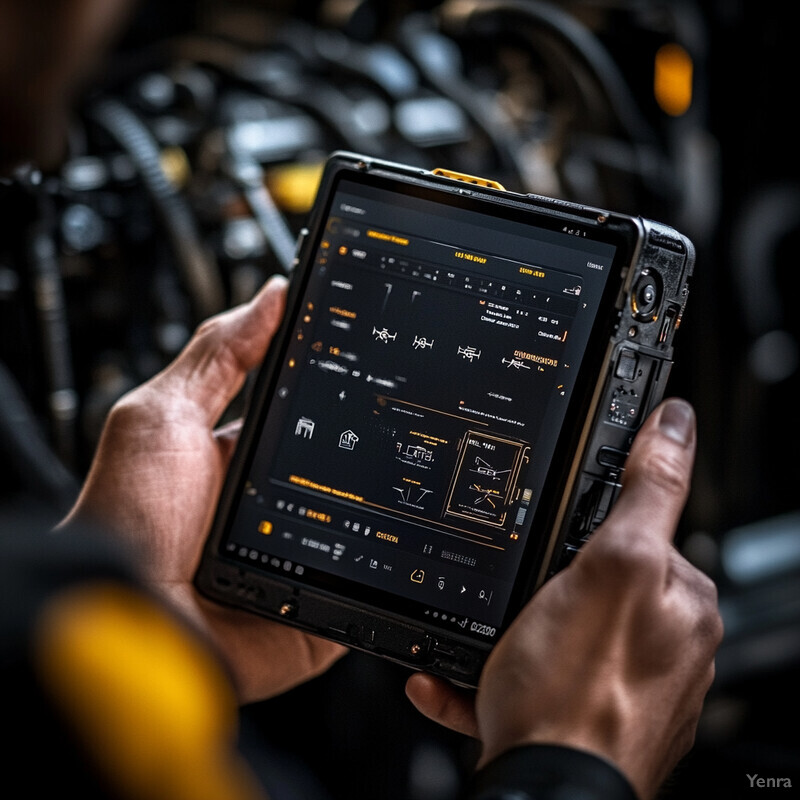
xmin=463 ymin=744 xmax=639 ymax=800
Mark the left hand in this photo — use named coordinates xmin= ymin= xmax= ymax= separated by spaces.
xmin=60 ymin=275 xmax=348 ymax=704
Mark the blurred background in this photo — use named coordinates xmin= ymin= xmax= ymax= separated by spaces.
xmin=1 ymin=1 xmax=797 ymax=797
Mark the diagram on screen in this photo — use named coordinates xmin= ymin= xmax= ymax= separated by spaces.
xmin=471 ymin=457 xmax=511 ymax=481
xmin=393 ymin=481 xmax=433 ymax=510
xmin=445 ymin=432 xmax=530 ymax=528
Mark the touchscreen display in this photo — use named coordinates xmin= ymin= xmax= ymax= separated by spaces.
xmin=217 ymin=174 xmax=621 ymax=640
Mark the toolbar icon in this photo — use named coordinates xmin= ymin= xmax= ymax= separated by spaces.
xmin=339 ymin=429 xmax=359 ymax=450
xmin=295 ymin=417 xmax=315 ymax=438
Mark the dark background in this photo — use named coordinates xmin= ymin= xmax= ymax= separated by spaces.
xmin=1 ymin=2 xmax=798 ymax=798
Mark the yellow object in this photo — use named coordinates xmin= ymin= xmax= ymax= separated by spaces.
xmin=654 ymin=43 xmax=693 ymax=116
xmin=432 ymin=168 xmax=505 ymax=191
xmin=160 ymin=147 xmax=192 ymax=189
xmin=34 ymin=582 xmax=265 ymax=800
xmin=265 ymin=161 xmax=325 ymax=214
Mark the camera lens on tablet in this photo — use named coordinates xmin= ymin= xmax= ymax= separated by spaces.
xmin=632 ymin=270 xmax=662 ymax=321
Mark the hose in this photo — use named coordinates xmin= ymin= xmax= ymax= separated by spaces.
xmin=91 ymin=98 xmax=225 ymax=319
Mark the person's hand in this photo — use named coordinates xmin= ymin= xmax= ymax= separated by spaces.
xmin=59 ymin=275 xmax=347 ymax=704
xmin=406 ymin=398 xmax=723 ymax=800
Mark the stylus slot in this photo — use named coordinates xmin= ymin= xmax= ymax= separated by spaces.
xmin=659 ymin=304 xmax=680 ymax=344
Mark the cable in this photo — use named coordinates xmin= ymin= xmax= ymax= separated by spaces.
xmin=10 ymin=167 xmax=80 ymax=473
xmin=91 ymin=98 xmax=225 ymax=319
xmin=26 ymin=211 xmax=80 ymax=471
xmin=0 ymin=361 xmax=79 ymax=517
xmin=435 ymin=0 xmax=675 ymax=199
xmin=223 ymin=144 xmax=298 ymax=275
xmin=396 ymin=13 xmax=530 ymax=187
xmin=438 ymin=0 xmax=662 ymax=149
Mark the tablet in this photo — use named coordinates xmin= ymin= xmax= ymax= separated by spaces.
xmin=195 ymin=151 xmax=695 ymax=686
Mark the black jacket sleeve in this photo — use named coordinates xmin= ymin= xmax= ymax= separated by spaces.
xmin=463 ymin=744 xmax=638 ymax=800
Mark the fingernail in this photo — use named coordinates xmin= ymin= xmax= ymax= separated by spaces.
xmin=658 ymin=398 xmax=695 ymax=446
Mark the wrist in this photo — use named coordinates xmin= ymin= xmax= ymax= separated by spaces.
xmin=465 ymin=744 xmax=638 ymax=800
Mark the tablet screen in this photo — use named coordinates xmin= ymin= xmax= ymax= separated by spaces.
xmin=215 ymin=171 xmax=624 ymax=640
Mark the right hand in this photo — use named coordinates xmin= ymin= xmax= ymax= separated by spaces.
xmin=407 ymin=398 xmax=723 ymax=800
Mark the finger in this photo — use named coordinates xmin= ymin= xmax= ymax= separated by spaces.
xmin=157 ymin=275 xmax=289 ymax=426
xmin=605 ymin=397 xmax=696 ymax=547
xmin=195 ymin=595 xmax=349 ymax=703
xmin=405 ymin=672 xmax=479 ymax=739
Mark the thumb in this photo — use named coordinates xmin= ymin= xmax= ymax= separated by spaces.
xmin=153 ymin=275 xmax=288 ymax=427
xmin=405 ymin=672 xmax=479 ymax=739
xmin=606 ymin=396 xmax=697 ymax=548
